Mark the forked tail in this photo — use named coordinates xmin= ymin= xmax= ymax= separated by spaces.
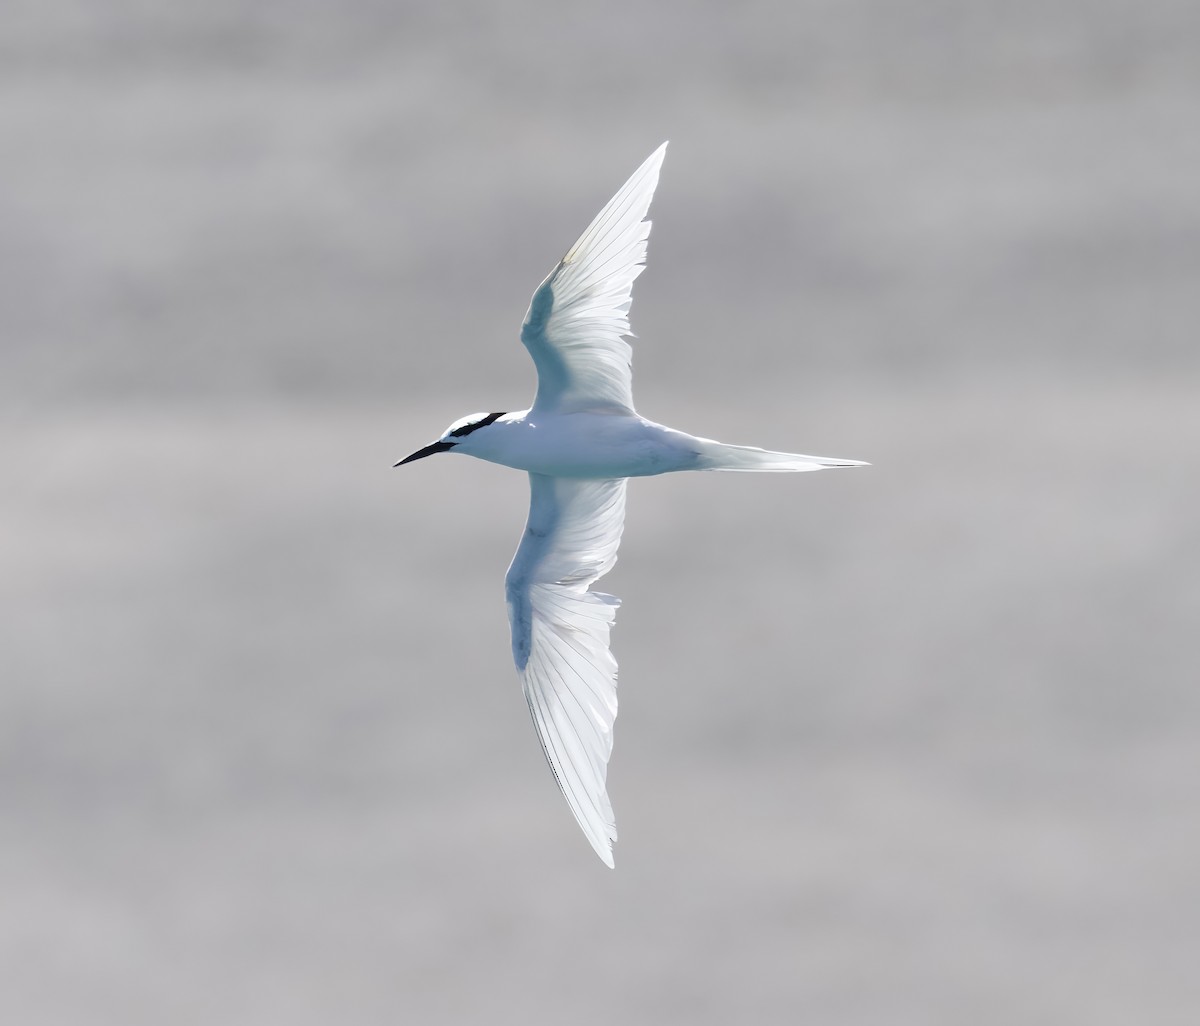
xmin=694 ymin=438 xmax=869 ymax=473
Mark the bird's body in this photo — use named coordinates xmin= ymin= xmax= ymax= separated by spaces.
xmin=447 ymin=410 xmax=699 ymax=478
xmin=444 ymin=410 xmax=851 ymax=478
xmin=398 ymin=143 xmax=865 ymax=866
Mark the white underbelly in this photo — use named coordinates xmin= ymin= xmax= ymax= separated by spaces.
xmin=472 ymin=414 xmax=702 ymax=478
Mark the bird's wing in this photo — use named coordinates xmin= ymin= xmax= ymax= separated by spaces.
xmin=504 ymin=473 xmax=628 ymax=867
xmin=520 ymin=143 xmax=667 ymax=415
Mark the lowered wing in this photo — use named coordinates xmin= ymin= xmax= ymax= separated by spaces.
xmin=520 ymin=143 xmax=667 ymax=415
xmin=504 ymin=474 xmax=627 ymax=867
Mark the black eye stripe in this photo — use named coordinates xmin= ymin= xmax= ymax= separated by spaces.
xmin=449 ymin=411 xmax=506 ymax=438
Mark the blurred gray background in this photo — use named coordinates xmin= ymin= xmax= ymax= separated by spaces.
xmin=3 ymin=2 xmax=1199 ymax=1023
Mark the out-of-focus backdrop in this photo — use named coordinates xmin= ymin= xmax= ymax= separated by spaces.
xmin=3 ymin=3 xmax=1198 ymax=1023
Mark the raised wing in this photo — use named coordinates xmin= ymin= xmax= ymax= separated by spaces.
xmin=520 ymin=143 xmax=667 ymax=415
xmin=504 ymin=474 xmax=628 ymax=867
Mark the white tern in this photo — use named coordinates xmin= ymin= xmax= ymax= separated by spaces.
xmin=397 ymin=143 xmax=866 ymax=866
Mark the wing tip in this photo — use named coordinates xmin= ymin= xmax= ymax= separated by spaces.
xmin=590 ymin=833 xmax=617 ymax=869
xmin=642 ymin=140 xmax=669 ymax=178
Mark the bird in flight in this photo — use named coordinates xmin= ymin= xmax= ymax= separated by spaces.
xmin=397 ymin=143 xmax=866 ymax=866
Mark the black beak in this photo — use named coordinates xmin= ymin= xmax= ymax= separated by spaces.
xmin=394 ymin=440 xmax=454 ymax=467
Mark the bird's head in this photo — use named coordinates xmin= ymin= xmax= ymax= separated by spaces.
xmin=394 ymin=411 xmax=508 ymax=466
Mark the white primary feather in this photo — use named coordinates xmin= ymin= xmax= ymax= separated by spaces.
xmin=504 ymin=474 xmax=627 ymax=867
xmin=520 ymin=143 xmax=667 ymax=415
